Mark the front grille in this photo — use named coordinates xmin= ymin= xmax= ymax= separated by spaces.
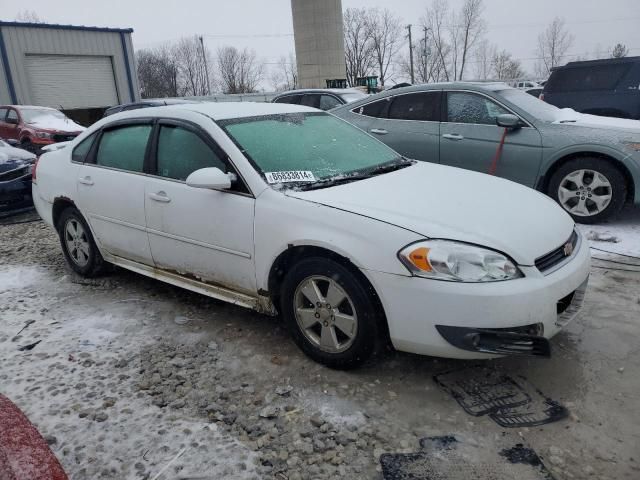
xmin=52 ymin=133 xmax=78 ymax=142
xmin=0 ymin=166 xmax=30 ymax=182
xmin=535 ymin=231 xmax=578 ymax=273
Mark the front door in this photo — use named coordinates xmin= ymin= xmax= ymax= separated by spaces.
xmin=439 ymin=91 xmax=543 ymax=187
xmin=144 ymin=121 xmax=256 ymax=294
xmin=366 ymin=91 xmax=441 ymax=163
xmin=76 ymin=122 xmax=154 ymax=265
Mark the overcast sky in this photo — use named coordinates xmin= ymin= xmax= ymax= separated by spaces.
xmin=3 ymin=0 xmax=640 ymax=86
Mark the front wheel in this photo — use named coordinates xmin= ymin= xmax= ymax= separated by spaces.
xmin=548 ymin=158 xmax=627 ymax=224
xmin=57 ymin=207 xmax=106 ymax=277
xmin=280 ymin=257 xmax=382 ymax=369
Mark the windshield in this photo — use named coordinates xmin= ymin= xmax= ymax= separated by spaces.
xmin=220 ymin=112 xmax=400 ymax=187
xmin=497 ymin=88 xmax=560 ymax=122
xmin=20 ymin=108 xmax=67 ymax=123
xmin=340 ymin=92 xmax=368 ymax=104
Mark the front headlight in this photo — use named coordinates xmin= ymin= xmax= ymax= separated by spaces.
xmin=35 ymin=132 xmax=53 ymax=139
xmin=398 ymin=240 xmax=523 ymax=282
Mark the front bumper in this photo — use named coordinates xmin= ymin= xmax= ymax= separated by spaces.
xmin=364 ymin=234 xmax=591 ymax=359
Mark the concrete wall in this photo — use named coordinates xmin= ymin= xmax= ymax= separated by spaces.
xmin=0 ymin=22 xmax=139 ymax=107
xmin=291 ymin=0 xmax=346 ymax=89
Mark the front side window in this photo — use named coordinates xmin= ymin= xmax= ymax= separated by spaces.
xmin=319 ymin=95 xmax=342 ymax=111
xmin=447 ymin=92 xmax=509 ymax=125
xmin=388 ymin=92 xmax=441 ymax=121
xmin=72 ymin=132 xmax=97 ymax=163
xmin=300 ymin=95 xmax=320 ymax=108
xmin=353 ymin=98 xmax=390 ymax=118
xmin=7 ymin=109 xmax=18 ymax=123
xmin=156 ymin=125 xmax=227 ymax=181
xmin=221 ymin=112 xmax=399 ymax=185
xmin=275 ymin=95 xmax=302 ymax=105
xmin=95 ymin=125 xmax=151 ymax=172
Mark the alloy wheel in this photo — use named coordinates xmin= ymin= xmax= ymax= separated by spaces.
xmin=557 ymin=169 xmax=612 ymax=217
xmin=64 ymin=218 xmax=90 ymax=267
xmin=293 ymin=275 xmax=358 ymax=353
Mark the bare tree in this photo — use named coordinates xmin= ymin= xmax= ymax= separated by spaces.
xmin=343 ymin=8 xmax=376 ymax=86
xmin=15 ymin=10 xmax=44 ymax=23
xmin=473 ymin=39 xmax=496 ymax=80
xmin=610 ymin=43 xmax=629 ymax=58
xmin=424 ymin=0 xmax=451 ymax=81
xmin=401 ymin=31 xmax=450 ymax=83
xmin=535 ymin=17 xmax=573 ymax=77
xmin=217 ymin=46 xmax=264 ymax=94
xmin=173 ymin=36 xmax=213 ymax=97
xmin=492 ymin=50 xmax=525 ymax=81
xmin=269 ymin=53 xmax=298 ymax=92
xmin=136 ymin=46 xmax=179 ymax=99
xmin=366 ymin=8 xmax=403 ymax=87
xmin=456 ymin=0 xmax=485 ymax=80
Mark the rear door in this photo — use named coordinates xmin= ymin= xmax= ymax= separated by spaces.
xmin=439 ymin=91 xmax=542 ymax=186
xmin=366 ymin=91 xmax=442 ymax=163
xmin=144 ymin=120 xmax=256 ymax=293
xmin=76 ymin=121 xmax=154 ymax=265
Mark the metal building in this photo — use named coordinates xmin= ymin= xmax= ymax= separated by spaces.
xmin=291 ymin=0 xmax=346 ymax=89
xmin=0 ymin=21 xmax=139 ymax=123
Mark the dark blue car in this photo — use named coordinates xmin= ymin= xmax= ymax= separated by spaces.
xmin=0 ymin=139 xmax=36 ymax=217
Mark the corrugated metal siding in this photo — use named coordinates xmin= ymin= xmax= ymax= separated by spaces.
xmin=0 ymin=25 xmax=139 ymax=107
xmin=25 ymin=55 xmax=118 ymax=108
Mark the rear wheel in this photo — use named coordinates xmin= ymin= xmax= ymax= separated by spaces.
xmin=57 ymin=207 xmax=106 ymax=277
xmin=280 ymin=257 xmax=381 ymax=369
xmin=548 ymin=158 xmax=627 ymax=224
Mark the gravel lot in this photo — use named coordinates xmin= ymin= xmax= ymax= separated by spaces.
xmin=1 ymin=210 xmax=639 ymax=479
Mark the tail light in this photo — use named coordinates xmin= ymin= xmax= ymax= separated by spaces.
xmin=32 ymin=157 xmax=40 ymax=181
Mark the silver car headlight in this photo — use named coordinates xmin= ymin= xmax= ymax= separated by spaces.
xmin=398 ymin=240 xmax=523 ymax=282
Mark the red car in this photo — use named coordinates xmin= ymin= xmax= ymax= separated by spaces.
xmin=0 ymin=105 xmax=85 ymax=153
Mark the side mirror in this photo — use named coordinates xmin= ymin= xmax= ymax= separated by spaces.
xmin=6 ymin=138 xmax=19 ymax=146
xmin=496 ymin=114 xmax=523 ymax=129
xmin=186 ymin=167 xmax=232 ymax=190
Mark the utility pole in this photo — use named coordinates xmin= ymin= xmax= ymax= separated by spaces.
xmin=407 ymin=25 xmax=415 ymax=84
xmin=423 ymin=27 xmax=429 ymax=82
xmin=199 ymin=35 xmax=211 ymax=96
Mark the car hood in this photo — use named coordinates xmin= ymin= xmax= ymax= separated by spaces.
xmin=552 ymin=109 xmax=640 ymax=134
xmin=285 ymin=163 xmax=574 ymax=266
xmin=0 ymin=147 xmax=36 ymax=173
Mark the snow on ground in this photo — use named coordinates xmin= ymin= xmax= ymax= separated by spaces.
xmin=577 ymin=206 xmax=640 ymax=257
xmin=0 ymin=265 xmax=259 ymax=479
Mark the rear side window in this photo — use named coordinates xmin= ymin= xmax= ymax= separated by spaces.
xmin=0 ymin=108 xmax=7 ymax=121
xmin=71 ymin=132 xmax=97 ymax=163
xmin=447 ymin=92 xmax=509 ymax=125
xmin=156 ymin=126 xmax=227 ymax=181
xmin=275 ymin=95 xmax=302 ymax=105
xmin=95 ymin=125 xmax=151 ymax=172
xmin=546 ymin=63 xmax=632 ymax=92
xmin=388 ymin=92 xmax=441 ymax=121
xmin=353 ymin=98 xmax=390 ymax=118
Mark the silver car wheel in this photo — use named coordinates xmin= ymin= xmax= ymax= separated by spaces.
xmin=294 ymin=275 xmax=358 ymax=354
xmin=64 ymin=218 xmax=90 ymax=267
xmin=557 ymin=169 xmax=612 ymax=217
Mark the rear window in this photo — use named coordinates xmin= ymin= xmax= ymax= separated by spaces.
xmin=546 ymin=63 xmax=632 ymax=92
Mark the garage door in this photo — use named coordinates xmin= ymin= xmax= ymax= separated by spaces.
xmin=25 ymin=54 xmax=119 ymax=109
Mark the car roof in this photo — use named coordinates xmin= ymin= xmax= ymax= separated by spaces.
xmin=1 ymin=105 xmax=59 ymax=110
xmin=108 ymin=101 xmax=320 ymax=121
xmin=275 ymin=88 xmax=366 ymax=97
xmin=554 ymin=55 xmax=640 ymax=70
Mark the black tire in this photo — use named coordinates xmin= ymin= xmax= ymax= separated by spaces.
xmin=56 ymin=207 xmax=106 ymax=277
xmin=548 ymin=157 xmax=627 ymax=224
xmin=280 ymin=257 xmax=382 ymax=369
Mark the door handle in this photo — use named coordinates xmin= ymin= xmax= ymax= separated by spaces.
xmin=78 ymin=176 xmax=94 ymax=186
xmin=442 ymin=133 xmax=464 ymax=141
xmin=148 ymin=191 xmax=171 ymax=203
xmin=370 ymin=128 xmax=388 ymax=135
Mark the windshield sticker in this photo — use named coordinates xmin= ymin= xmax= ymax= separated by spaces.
xmin=265 ymin=171 xmax=316 ymax=184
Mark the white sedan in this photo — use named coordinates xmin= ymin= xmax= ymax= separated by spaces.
xmin=32 ymin=102 xmax=590 ymax=368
